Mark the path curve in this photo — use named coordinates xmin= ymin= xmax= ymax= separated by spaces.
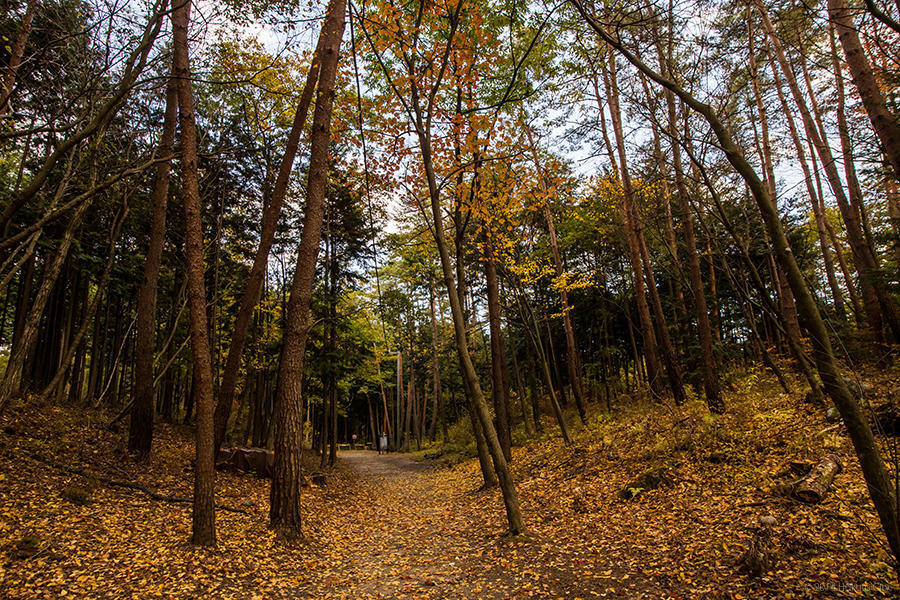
xmin=338 ymin=450 xmax=433 ymax=479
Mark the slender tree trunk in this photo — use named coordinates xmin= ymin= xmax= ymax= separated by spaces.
xmin=40 ymin=206 xmax=126 ymax=403
xmin=757 ymin=0 xmax=899 ymax=341
xmin=638 ymin=224 xmax=686 ymax=405
xmin=604 ymin=55 xmax=663 ymax=399
xmin=329 ymin=384 xmax=338 ymax=466
xmin=658 ymin=40 xmax=723 ymax=413
xmin=523 ymin=126 xmax=587 ymax=423
xmin=395 ymin=350 xmax=403 ymax=451
xmin=413 ymin=73 xmax=524 ymax=535
xmin=483 ymin=234 xmax=512 ymax=461
xmin=748 ymin=18 xmax=804 ymax=345
xmin=513 ymin=286 xmax=571 ymax=444
xmin=0 ymin=192 xmax=91 ymax=413
xmin=765 ymin=39 xmax=845 ymax=320
xmin=213 ymin=31 xmax=327 ymax=453
xmin=428 ymin=277 xmax=443 ymax=442
xmin=468 ymin=395 xmax=497 ymax=487
xmin=269 ymin=0 xmax=346 ymax=540
xmin=820 ymin=31 xmax=874 ymax=259
xmin=510 ymin=336 xmax=531 ymax=435
xmin=0 ymin=0 xmax=36 ymax=116
xmin=128 ymin=75 xmax=178 ymax=458
xmin=526 ymin=350 xmax=542 ymax=433
xmin=542 ymin=313 xmax=566 ymax=404
xmin=403 ymin=357 xmax=412 ymax=453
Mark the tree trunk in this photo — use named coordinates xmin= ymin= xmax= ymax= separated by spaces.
xmin=526 ymin=349 xmax=543 ymax=433
xmin=513 ymin=287 xmax=571 ymax=444
xmin=747 ymin=19 xmax=804 ymax=345
xmin=40 ymin=206 xmax=126 ymax=403
xmin=128 ymin=74 xmax=178 ymax=458
xmin=428 ymin=277 xmax=443 ymax=442
xmin=403 ymin=359 xmax=412 ymax=453
xmin=510 ymin=336 xmax=531 ymax=435
xmin=269 ymin=0 xmax=346 ymax=540
xmin=604 ymin=54 xmax=663 ymax=399
xmin=483 ymin=234 xmax=512 ymax=461
xmin=412 ymin=60 xmax=524 ymax=534
xmin=765 ymin=39 xmax=845 ymax=321
xmin=0 ymin=0 xmax=36 ymax=116
xmin=0 ymin=194 xmax=91 ymax=414
xmin=829 ymin=0 xmax=900 ymax=182
xmin=757 ymin=0 xmax=899 ymax=342
xmin=468 ymin=395 xmax=497 ymax=488
xmin=658 ymin=39 xmax=723 ymax=413
xmin=638 ymin=224 xmax=686 ymax=405
xmin=172 ymin=0 xmax=216 ymax=547
xmin=523 ymin=126 xmax=587 ymax=423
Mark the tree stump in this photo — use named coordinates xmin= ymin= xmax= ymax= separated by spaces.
xmin=842 ymin=377 xmax=874 ymax=400
xmin=739 ymin=517 xmax=777 ymax=576
xmin=619 ymin=466 xmax=673 ymax=500
xmin=794 ymin=453 xmax=842 ymax=503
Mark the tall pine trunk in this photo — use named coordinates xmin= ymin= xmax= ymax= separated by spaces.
xmin=523 ymin=126 xmax=587 ymax=423
xmin=483 ymin=234 xmax=512 ymax=461
xmin=829 ymin=0 xmax=900 ymax=182
xmin=604 ymin=54 xmax=663 ymax=399
xmin=658 ymin=35 xmax=723 ymax=413
xmin=269 ymin=0 xmax=346 ymax=540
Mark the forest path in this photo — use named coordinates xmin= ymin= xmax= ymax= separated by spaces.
xmin=308 ymin=450 xmax=488 ymax=598
xmin=299 ymin=449 xmax=635 ymax=599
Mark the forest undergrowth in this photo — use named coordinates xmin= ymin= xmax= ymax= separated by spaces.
xmin=1 ymin=364 xmax=898 ymax=599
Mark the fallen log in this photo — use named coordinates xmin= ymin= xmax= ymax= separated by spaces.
xmin=31 ymin=454 xmax=248 ymax=514
xmin=794 ymin=453 xmax=842 ymax=503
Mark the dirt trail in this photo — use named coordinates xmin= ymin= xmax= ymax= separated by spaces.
xmin=309 ymin=451 xmax=483 ymax=599
xmin=300 ymin=450 xmax=627 ymax=599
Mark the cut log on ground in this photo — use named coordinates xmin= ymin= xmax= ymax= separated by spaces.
xmin=794 ymin=453 xmax=843 ymax=503
xmin=216 ymin=447 xmax=274 ymax=478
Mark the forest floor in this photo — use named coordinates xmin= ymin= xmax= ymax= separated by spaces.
xmin=1 ymin=365 xmax=900 ymax=599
